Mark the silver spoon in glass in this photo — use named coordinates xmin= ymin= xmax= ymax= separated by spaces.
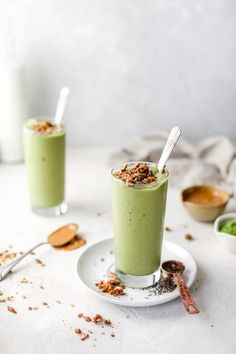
xmin=0 ymin=223 xmax=78 ymax=281
xmin=157 ymin=127 xmax=181 ymax=173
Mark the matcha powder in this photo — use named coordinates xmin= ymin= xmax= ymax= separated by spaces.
xmin=220 ymin=221 xmax=236 ymax=236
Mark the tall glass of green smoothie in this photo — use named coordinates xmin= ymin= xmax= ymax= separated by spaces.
xmin=112 ymin=162 xmax=169 ymax=288
xmin=23 ymin=118 xmax=67 ymax=216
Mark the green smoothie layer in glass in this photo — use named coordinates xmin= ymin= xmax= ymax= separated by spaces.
xmin=23 ymin=119 xmax=65 ymax=209
xmin=112 ymin=162 xmax=169 ymax=276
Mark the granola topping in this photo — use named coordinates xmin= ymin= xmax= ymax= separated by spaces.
xmin=114 ymin=163 xmax=157 ymax=186
xmin=26 ymin=119 xmax=64 ymax=135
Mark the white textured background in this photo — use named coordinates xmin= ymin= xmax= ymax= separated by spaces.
xmin=0 ymin=0 xmax=236 ymax=147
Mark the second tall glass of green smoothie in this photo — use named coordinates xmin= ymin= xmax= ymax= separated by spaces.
xmin=112 ymin=162 xmax=169 ymax=288
xmin=23 ymin=118 xmax=67 ymax=216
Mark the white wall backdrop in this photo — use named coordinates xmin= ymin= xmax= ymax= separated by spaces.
xmin=0 ymin=0 xmax=236 ymax=147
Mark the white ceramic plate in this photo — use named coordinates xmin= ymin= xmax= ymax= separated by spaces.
xmin=77 ymin=238 xmax=197 ymax=307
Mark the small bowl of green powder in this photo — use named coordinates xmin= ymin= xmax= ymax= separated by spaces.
xmin=214 ymin=213 xmax=236 ymax=252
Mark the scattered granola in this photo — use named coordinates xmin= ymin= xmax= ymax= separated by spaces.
xmin=28 ymin=307 xmax=38 ymax=311
xmin=74 ymin=327 xmax=90 ymax=341
xmin=0 ymin=250 xmax=18 ymax=266
xmin=78 ymin=313 xmax=112 ymax=326
xmin=114 ymin=163 xmax=157 ymax=185
xmin=20 ymin=278 xmax=29 ymax=284
xmin=93 ymin=314 xmax=103 ymax=324
xmin=35 ymin=259 xmax=45 ymax=267
xmin=85 ymin=316 xmax=92 ymax=322
xmin=185 ymin=233 xmax=193 ymax=241
xmin=75 ymin=328 xmax=82 ymax=334
xmin=7 ymin=306 xmax=17 ymax=314
xmin=7 ymin=296 xmax=14 ymax=301
xmin=74 ymin=313 xmax=116 ymax=342
xmin=81 ymin=334 xmax=89 ymax=341
xmin=95 ymin=278 xmax=126 ymax=297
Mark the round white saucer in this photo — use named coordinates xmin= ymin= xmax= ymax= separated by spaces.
xmin=77 ymin=238 xmax=197 ymax=307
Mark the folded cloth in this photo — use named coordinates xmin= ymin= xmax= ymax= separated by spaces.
xmin=109 ymin=132 xmax=236 ymax=193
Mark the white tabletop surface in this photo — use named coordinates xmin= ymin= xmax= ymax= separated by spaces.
xmin=0 ymin=149 xmax=236 ymax=354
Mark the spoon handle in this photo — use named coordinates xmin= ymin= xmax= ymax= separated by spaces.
xmin=157 ymin=127 xmax=181 ymax=173
xmin=174 ymin=274 xmax=200 ymax=314
xmin=0 ymin=242 xmax=47 ymax=281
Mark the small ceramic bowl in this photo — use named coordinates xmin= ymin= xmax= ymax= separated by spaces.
xmin=214 ymin=213 xmax=236 ymax=253
xmin=181 ymin=184 xmax=229 ymax=222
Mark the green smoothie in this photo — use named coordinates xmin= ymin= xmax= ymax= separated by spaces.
xmin=112 ymin=162 xmax=168 ymax=276
xmin=23 ymin=119 xmax=65 ymax=210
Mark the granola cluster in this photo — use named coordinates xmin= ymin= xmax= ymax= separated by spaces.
xmin=115 ymin=163 xmax=157 ymax=185
xmin=95 ymin=278 xmax=126 ymax=296
xmin=27 ymin=119 xmax=63 ymax=135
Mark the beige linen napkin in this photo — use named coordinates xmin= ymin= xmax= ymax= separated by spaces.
xmin=109 ymin=133 xmax=236 ymax=193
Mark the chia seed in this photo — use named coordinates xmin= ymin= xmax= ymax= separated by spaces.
xmin=149 ymin=275 xmax=176 ymax=296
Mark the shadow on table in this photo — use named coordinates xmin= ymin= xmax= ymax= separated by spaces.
xmin=67 ymin=200 xmax=110 ymax=218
